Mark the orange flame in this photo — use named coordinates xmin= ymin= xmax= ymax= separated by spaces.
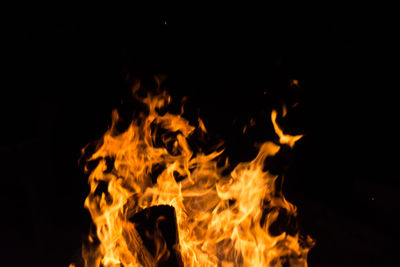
xmin=80 ymin=89 xmax=313 ymax=267
xmin=271 ymin=110 xmax=303 ymax=148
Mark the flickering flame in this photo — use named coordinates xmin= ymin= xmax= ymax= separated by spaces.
xmin=290 ymin=80 xmax=299 ymax=87
xmin=80 ymin=87 xmax=313 ymax=267
xmin=271 ymin=110 xmax=302 ymax=148
xmin=282 ymin=104 xmax=287 ymax=118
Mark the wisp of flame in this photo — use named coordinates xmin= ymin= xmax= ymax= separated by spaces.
xmin=80 ymin=88 xmax=313 ymax=267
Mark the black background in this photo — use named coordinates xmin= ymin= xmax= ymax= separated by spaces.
xmin=1 ymin=1 xmax=398 ymax=266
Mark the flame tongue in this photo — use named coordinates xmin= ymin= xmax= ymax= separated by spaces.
xmin=81 ymin=91 xmax=313 ymax=267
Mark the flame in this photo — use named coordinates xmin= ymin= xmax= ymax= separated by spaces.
xmin=290 ymin=79 xmax=299 ymax=87
xmin=271 ymin=110 xmax=303 ymax=148
xmin=198 ymin=118 xmax=208 ymax=133
xmin=80 ymin=88 xmax=313 ymax=267
xmin=282 ymin=104 xmax=287 ymax=118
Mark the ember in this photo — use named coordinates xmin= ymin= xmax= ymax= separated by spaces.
xmin=74 ymin=80 xmax=313 ymax=267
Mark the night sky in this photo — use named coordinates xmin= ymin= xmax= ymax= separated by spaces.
xmin=1 ymin=1 xmax=398 ymax=267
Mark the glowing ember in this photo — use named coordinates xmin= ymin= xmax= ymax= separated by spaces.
xmin=78 ymin=84 xmax=313 ymax=267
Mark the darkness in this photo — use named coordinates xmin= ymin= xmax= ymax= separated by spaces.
xmin=1 ymin=1 xmax=398 ymax=266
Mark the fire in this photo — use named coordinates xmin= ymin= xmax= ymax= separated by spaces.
xmin=271 ymin=110 xmax=302 ymax=148
xmin=79 ymin=84 xmax=313 ymax=267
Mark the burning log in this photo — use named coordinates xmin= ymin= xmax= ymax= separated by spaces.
xmin=130 ymin=205 xmax=183 ymax=267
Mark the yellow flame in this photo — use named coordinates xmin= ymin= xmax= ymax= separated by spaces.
xmin=81 ymin=90 xmax=312 ymax=267
xmin=271 ymin=110 xmax=303 ymax=148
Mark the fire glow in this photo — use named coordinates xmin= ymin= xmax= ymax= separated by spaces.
xmin=77 ymin=82 xmax=314 ymax=267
